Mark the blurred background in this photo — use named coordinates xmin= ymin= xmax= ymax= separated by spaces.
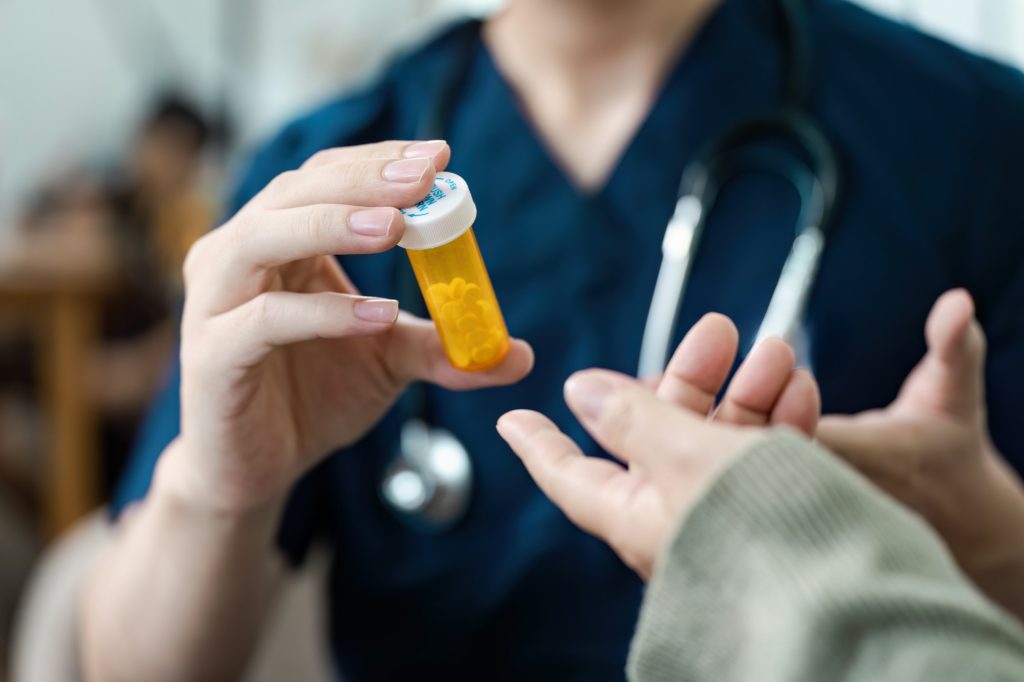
xmin=0 ymin=0 xmax=1021 ymax=679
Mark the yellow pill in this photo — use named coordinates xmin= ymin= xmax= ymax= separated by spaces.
xmin=428 ymin=282 xmax=451 ymax=307
xmin=441 ymin=301 xmax=468 ymax=321
xmin=471 ymin=344 xmax=497 ymax=363
xmin=476 ymin=301 xmax=501 ymax=327
xmin=449 ymin=345 xmax=471 ymax=369
xmin=450 ymin=277 xmax=467 ymax=300
xmin=445 ymin=329 xmax=470 ymax=348
xmin=463 ymin=284 xmax=483 ymax=305
xmin=439 ymin=316 xmax=460 ymax=337
xmin=456 ymin=315 xmax=483 ymax=333
xmin=467 ymin=330 xmax=490 ymax=347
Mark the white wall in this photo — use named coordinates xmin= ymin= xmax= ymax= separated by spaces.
xmin=0 ymin=0 xmax=217 ymax=224
xmin=0 ymin=0 xmax=1021 ymax=235
xmin=0 ymin=0 xmax=482 ymax=229
xmin=859 ymin=0 xmax=1024 ymax=64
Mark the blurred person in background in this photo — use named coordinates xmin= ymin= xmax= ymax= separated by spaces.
xmin=82 ymin=0 xmax=1024 ymax=679
xmin=0 ymin=93 xmax=213 ymax=676
xmin=0 ymin=94 xmax=213 ymax=493
xmin=81 ymin=94 xmax=213 ymax=482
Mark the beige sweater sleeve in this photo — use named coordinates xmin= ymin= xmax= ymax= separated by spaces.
xmin=627 ymin=429 xmax=1024 ymax=682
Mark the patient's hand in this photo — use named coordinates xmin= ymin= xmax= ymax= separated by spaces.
xmin=817 ymin=290 xmax=1024 ymax=619
xmin=497 ymin=315 xmax=817 ymax=579
xmin=654 ymin=312 xmax=819 ymax=434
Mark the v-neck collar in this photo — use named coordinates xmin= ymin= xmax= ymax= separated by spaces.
xmin=473 ymin=0 xmax=775 ymax=207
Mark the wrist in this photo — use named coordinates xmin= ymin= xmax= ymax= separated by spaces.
xmin=960 ymin=468 xmax=1024 ymax=621
xmin=152 ymin=438 xmax=287 ymax=536
xmin=944 ymin=448 xmax=1024 ymax=585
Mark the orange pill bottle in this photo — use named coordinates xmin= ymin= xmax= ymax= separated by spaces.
xmin=399 ymin=172 xmax=511 ymax=371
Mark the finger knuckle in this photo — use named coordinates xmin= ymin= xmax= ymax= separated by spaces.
xmin=267 ymin=169 xmax=298 ymax=196
xmin=309 ymin=294 xmax=335 ymax=332
xmin=248 ymin=292 xmax=276 ymax=329
xmin=182 ymin=231 xmax=217 ymax=283
xmin=297 ymin=205 xmax=335 ymax=246
xmin=305 ymin=149 xmax=335 ymax=168
xmin=226 ymin=210 xmax=257 ymax=246
xmin=211 ymin=217 xmax=261 ymax=270
xmin=376 ymin=140 xmax=404 ymax=153
xmin=337 ymin=161 xmax=374 ymax=189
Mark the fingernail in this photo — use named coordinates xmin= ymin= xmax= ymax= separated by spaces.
xmin=495 ymin=417 xmax=511 ymax=440
xmin=383 ymin=157 xmax=430 ymax=183
xmin=564 ymin=373 xmax=616 ymax=421
xmin=403 ymin=140 xmax=447 ymax=159
xmin=349 ymin=208 xmax=394 ymax=237
xmin=354 ymin=298 xmax=399 ymax=323
xmin=495 ymin=413 xmax=522 ymax=441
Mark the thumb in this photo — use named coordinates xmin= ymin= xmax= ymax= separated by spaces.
xmin=900 ymin=289 xmax=986 ymax=419
xmin=926 ymin=289 xmax=985 ymax=368
xmin=385 ymin=313 xmax=534 ymax=390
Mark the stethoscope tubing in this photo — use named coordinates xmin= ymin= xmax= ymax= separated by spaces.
xmin=638 ymin=110 xmax=842 ymax=375
xmin=387 ymin=0 xmax=843 ymax=527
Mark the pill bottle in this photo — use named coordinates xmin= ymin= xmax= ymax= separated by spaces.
xmin=399 ymin=172 xmax=510 ymax=371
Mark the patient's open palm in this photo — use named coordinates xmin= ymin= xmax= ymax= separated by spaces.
xmin=815 ymin=290 xmax=1024 ymax=610
xmin=497 ymin=314 xmax=820 ymax=579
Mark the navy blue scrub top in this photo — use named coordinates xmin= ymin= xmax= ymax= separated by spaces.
xmin=115 ymin=0 xmax=1024 ymax=678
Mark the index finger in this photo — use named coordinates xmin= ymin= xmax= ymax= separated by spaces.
xmin=497 ymin=409 xmax=634 ymax=543
xmin=564 ymin=369 xmax=707 ymax=469
xmin=301 ymin=140 xmax=451 ymax=170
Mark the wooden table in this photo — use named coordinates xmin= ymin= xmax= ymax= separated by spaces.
xmin=0 ymin=228 xmax=113 ymax=535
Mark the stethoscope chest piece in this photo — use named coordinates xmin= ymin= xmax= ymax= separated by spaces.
xmin=380 ymin=419 xmax=473 ymax=531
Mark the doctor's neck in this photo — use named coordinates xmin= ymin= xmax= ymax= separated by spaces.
xmin=485 ymin=0 xmax=720 ymax=82
xmin=484 ymin=0 xmax=721 ymax=190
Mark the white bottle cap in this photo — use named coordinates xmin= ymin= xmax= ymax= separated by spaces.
xmin=398 ymin=172 xmax=477 ymax=250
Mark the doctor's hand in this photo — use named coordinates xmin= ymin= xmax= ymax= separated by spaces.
xmin=498 ymin=315 xmax=819 ymax=579
xmin=817 ymin=290 xmax=1024 ymax=619
xmin=165 ymin=140 xmax=533 ymax=515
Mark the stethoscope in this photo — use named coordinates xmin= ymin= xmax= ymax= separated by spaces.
xmin=381 ymin=0 xmax=842 ymax=529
